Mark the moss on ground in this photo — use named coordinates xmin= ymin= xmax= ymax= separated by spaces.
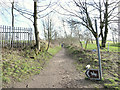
xmin=2 ymin=45 xmax=61 ymax=87
xmin=64 ymin=44 xmax=119 ymax=89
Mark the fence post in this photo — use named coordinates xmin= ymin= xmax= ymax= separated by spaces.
xmin=18 ymin=27 xmax=20 ymax=48
xmin=2 ymin=25 xmax=4 ymax=48
xmin=30 ymin=28 xmax=32 ymax=46
xmin=0 ymin=25 xmax=33 ymax=48
xmin=16 ymin=27 xmax=18 ymax=47
xmin=28 ymin=28 xmax=29 ymax=45
xmin=4 ymin=26 xmax=6 ymax=47
xmin=20 ymin=27 xmax=21 ymax=47
xmin=5 ymin=26 xmax=7 ymax=46
xmin=23 ymin=28 xmax=25 ymax=47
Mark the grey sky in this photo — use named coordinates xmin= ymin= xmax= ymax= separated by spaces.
xmin=0 ymin=0 xmax=119 ymax=40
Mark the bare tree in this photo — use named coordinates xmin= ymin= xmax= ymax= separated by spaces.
xmin=62 ymin=19 xmax=68 ymax=38
xmin=42 ymin=15 xmax=55 ymax=51
xmin=33 ymin=1 xmax=40 ymax=49
xmin=67 ymin=19 xmax=83 ymax=48
xmin=13 ymin=0 xmax=58 ymax=49
xmin=0 ymin=0 xmax=17 ymax=48
xmin=109 ymin=25 xmax=119 ymax=43
xmin=11 ymin=0 xmax=14 ymax=48
xmin=57 ymin=0 xmax=120 ymax=48
xmin=83 ymin=30 xmax=92 ymax=49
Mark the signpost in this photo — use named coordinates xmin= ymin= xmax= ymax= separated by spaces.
xmin=95 ymin=19 xmax=102 ymax=80
xmin=85 ymin=69 xmax=99 ymax=80
xmin=85 ymin=19 xmax=102 ymax=80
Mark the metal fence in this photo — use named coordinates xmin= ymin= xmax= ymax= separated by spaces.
xmin=0 ymin=25 xmax=33 ymax=48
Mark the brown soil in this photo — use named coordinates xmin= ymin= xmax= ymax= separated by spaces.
xmin=10 ymin=48 xmax=103 ymax=88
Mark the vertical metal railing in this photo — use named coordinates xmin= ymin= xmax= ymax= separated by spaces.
xmin=0 ymin=25 xmax=33 ymax=48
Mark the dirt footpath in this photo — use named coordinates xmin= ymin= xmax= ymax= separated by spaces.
xmin=13 ymin=48 xmax=103 ymax=88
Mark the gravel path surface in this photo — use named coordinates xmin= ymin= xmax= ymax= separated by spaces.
xmin=12 ymin=48 xmax=103 ymax=88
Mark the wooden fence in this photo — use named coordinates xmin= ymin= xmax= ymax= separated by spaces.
xmin=0 ymin=25 xmax=33 ymax=48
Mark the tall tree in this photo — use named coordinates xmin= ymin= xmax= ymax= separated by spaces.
xmin=57 ymin=0 xmax=120 ymax=48
xmin=33 ymin=1 xmax=40 ymax=49
xmin=62 ymin=19 xmax=68 ymax=38
xmin=13 ymin=0 xmax=57 ymax=49
xmin=11 ymin=0 xmax=14 ymax=48
xmin=42 ymin=15 xmax=55 ymax=51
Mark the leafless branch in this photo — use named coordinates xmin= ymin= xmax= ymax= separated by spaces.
xmin=14 ymin=7 xmax=33 ymax=16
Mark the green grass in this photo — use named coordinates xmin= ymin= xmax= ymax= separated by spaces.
xmin=81 ymin=41 xmax=119 ymax=52
xmin=65 ymin=43 xmax=119 ymax=89
xmin=104 ymin=83 xmax=118 ymax=88
xmin=109 ymin=43 xmax=120 ymax=48
xmin=48 ymin=46 xmax=61 ymax=55
xmin=83 ymin=43 xmax=97 ymax=50
xmin=2 ymin=45 xmax=61 ymax=87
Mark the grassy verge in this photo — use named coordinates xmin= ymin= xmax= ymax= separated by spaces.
xmin=65 ymin=45 xmax=120 ymax=89
xmin=48 ymin=46 xmax=61 ymax=56
xmin=81 ymin=42 xmax=119 ymax=52
xmin=2 ymin=45 xmax=61 ymax=87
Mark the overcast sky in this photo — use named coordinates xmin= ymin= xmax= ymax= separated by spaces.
xmin=0 ymin=0 xmax=119 ymax=40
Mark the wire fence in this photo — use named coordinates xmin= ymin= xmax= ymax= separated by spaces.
xmin=0 ymin=25 xmax=33 ymax=48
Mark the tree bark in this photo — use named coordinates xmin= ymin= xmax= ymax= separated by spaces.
xmin=85 ymin=39 xmax=88 ymax=49
xmin=99 ymin=0 xmax=104 ymax=48
xmin=101 ymin=0 xmax=108 ymax=48
xmin=11 ymin=1 xmax=14 ymax=48
xmin=62 ymin=20 xmax=67 ymax=38
xmin=79 ymin=41 xmax=83 ymax=49
xmin=34 ymin=1 xmax=40 ymax=50
xmin=46 ymin=17 xmax=51 ymax=51
xmin=46 ymin=32 xmax=50 ymax=51
xmin=78 ymin=34 xmax=83 ymax=49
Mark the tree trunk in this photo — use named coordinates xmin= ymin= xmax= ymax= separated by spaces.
xmin=101 ymin=0 xmax=108 ymax=48
xmin=62 ymin=20 xmax=67 ymax=38
xmin=46 ymin=39 xmax=50 ymax=51
xmin=34 ymin=1 xmax=40 ymax=50
xmin=11 ymin=1 xmax=14 ymax=48
xmin=85 ymin=39 xmax=88 ymax=49
xmin=78 ymin=34 xmax=83 ymax=49
xmin=101 ymin=37 xmax=106 ymax=47
xmin=99 ymin=0 xmax=105 ymax=48
xmin=91 ymin=39 xmax=93 ymax=44
xmin=79 ymin=41 xmax=83 ymax=49
xmin=112 ymin=32 xmax=115 ymax=44
xmin=101 ymin=28 xmax=108 ymax=48
xmin=46 ymin=27 xmax=50 ymax=51
xmin=46 ymin=17 xmax=51 ymax=51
